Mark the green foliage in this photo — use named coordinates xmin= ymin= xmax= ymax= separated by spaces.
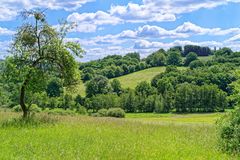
xmin=146 ymin=50 xmax=166 ymax=67
xmin=125 ymin=52 xmax=140 ymax=61
xmin=214 ymin=47 xmax=233 ymax=57
xmin=184 ymin=52 xmax=198 ymax=66
xmin=121 ymin=90 xmax=137 ymax=112
xmin=97 ymin=108 xmax=108 ymax=117
xmin=12 ymin=105 xmax=22 ymax=112
xmin=30 ymin=104 xmax=42 ymax=113
xmin=184 ymin=45 xmax=211 ymax=56
xmin=75 ymin=94 xmax=84 ymax=106
xmin=46 ymin=79 xmax=62 ymax=97
xmin=135 ymin=81 xmax=155 ymax=96
xmin=46 ymin=108 xmax=76 ymax=116
xmin=217 ymin=107 xmax=240 ymax=154
xmin=4 ymin=11 xmax=82 ymax=117
xmin=107 ymin=108 xmax=125 ymax=118
xmin=175 ymin=83 xmax=227 ymax=112
xmin=12 ymin=104 xmax=42 ymax=113
xmin=76 ymin=104 xmax=87 ymax=115
xmin=167 ymin=50 xmax=182 ymax=66
xmin=80 ymin=53 xmax=144 ymax=81
xmin=189 ymin=60 xmax=204 ymax=69
xmin=62 ymin=94 xmax=75 ymax=110
xmin=111 ymin=79 xmax=122 ymax=95
xmin=86 ymin=75 xmax=112 ymax=97
xmin=84 ymin=94 xmax=120 ymax=111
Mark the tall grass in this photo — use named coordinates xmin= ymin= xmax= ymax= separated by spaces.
xmin=0 ymin=112 xmax=238 ymax=159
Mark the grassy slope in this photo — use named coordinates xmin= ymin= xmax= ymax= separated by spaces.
xmin=73 ymin=66 xmax=185 ymax=96
xmin=0 ymin=112 xmax=238 ymax=160
xmin=111 ymin=67 xmax=167 ymax=89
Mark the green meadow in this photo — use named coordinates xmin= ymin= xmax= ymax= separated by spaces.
xmin=0 ymin=112 xmax=238 ymax=160
xmin=74 ymin=66 xmax=186 ymax=96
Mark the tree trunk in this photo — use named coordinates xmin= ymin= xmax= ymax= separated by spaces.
xmin=20 ymin=82 xmax=28 ymax=118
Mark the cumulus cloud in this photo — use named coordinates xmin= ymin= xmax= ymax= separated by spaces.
xmin=109 ymin=0 xmax=240 ymax=23
xmin=175 ymin=22 xmax=240 ymax=36
xmin=81 ymin=46 xmax=135 ymax=62
xmin=0 ymin=27 xmax=15 ymax=36
xmin=88 ymin=22 xmax=240 ymax=40
xmin=0 ymin=41 xmax=11 ymax=59
xmin=134 ymin=39 xmax=224 ymax=50
xmin=226 ymin=34 xmax=240 ymax=42
xmin=137 ymin=25 xmax=187 ymax=39
xmin=110 ymin=3 xmax=176 ymax=23
xmin=67 ymin=11 xmax=122 ymax=32
xmin=0 ymin=0 xmax=94 ymax=21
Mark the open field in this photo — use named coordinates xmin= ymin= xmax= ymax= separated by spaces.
xmin=74 ymin=67 xmax=186 ymax=96
xmin=126 ymin=112 xmax=223 ymax=124
xmin=0 ymin=112 xmax=238 ymax=160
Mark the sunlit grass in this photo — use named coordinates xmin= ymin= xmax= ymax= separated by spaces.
xmin=126 ymin=113 xmax=224 ymax=124
xmin=0 ymin=112 xmax=238 ymax=159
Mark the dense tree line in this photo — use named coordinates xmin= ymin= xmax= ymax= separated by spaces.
xmin=80 ymin=53 xmax=148 ymax=82
xmin=80 ymin=64 xmax=233 ymax=113
xmin=1 ymin=43 xmax=240 ymax=115
xmin=183 ymin=45 xmax=212 ymax=56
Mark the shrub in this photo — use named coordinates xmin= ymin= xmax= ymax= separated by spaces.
xmin=217 ymin=107 xmax=240 ymax=154
xmin=189 ymin=60 xmax=204 ymax=69
xmin=77 ymin=105 xmax=87 ymax=115
xmin=184 ymin=52 xmax=198 ymax=66
xmin=97 ymin=108 xmax=108 ymax=117
xmin=47 ymin=108 xmax=76 ymax=116
xmin=107 ymin=108 xmax=125 ymax=118
xmin=30 ymin=104 xmax=42 ymax=113
xmin=12 ymin=105 xmax=22 ymax=112
xmin=12 ymin=104 xmax=42 ymax=113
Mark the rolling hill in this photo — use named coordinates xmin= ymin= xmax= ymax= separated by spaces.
xmin=70 ymin=66 xmax=186 ymax=97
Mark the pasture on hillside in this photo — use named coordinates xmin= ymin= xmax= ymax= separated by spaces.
xmin=0 ymin=112 xmax=238 ymax=160
xmin=73 ymin=67 xmax=186 ymax=96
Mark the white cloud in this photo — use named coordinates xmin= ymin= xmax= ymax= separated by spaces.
xmin=0 ymin=41 xmax=11 ymax=59
xmin=137 ymin=25 xmax=187 ymax=39
xmin=110 ymin=3 xmax=176 ymax=23
xmin=82 ymin=46 xmax=135 ymax=62
xmin=225 ymin=34 xmax=240 ymax=42
xmin=110 ymin=0 xmax=240 ymax=23
xmin=0 ymin=0 xmax=94 ymax=21
xmin=134 ymin=39 xmax=224 ymax=50
xmin=85 ymin=22 xmax=240 ymax=41
xmin=175 ymin=22 xmax=240 ymax=36
xmin=0 ymin=27 xmax=15 ymax=36
xmin=67 ymin=11 xmax=122 ymax=32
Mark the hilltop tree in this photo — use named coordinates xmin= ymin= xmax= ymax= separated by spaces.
xmin=184 ymin=52 xmax=198 ymax=66
xmin=4 ymin=11 xmax=83 ymax=118
xmin=167 ymin=50 xmax=182 ymax=66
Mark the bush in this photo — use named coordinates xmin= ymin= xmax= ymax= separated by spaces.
xmin=77 ymin=105 xmax=87 ymax=115
xmin=97 ymin=108 xmax=108 ymax=117
xmin=217 ymin=107 xmax=240 ymax=154
xmin=12 ymin=105 xmax=22 ymax=112
xmin=30 ymin=104 xmax=42 ymax=113
xmin=189 ymin=60 xmax=204 ymax=69
xmin=47 ymin=108 xmax=76 ymax=116
xmin=107 ymin=108 xmax=125 ymax=118
xmin=12 ymin=104 xmax=42 ymax=113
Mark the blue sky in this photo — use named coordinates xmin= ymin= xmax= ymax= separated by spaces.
xmin=1 ymin=0 xmax=240 ymax=61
